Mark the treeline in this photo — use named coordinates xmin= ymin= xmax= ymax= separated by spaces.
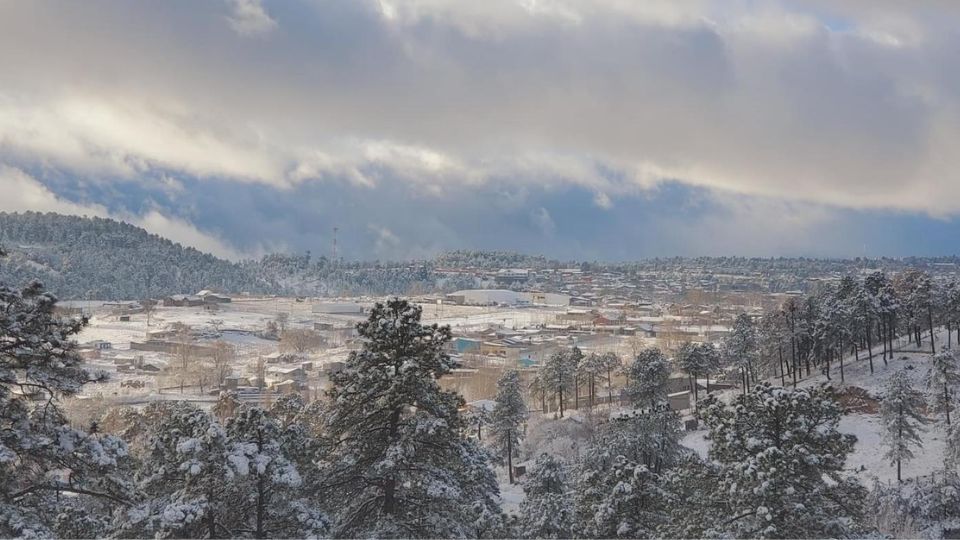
xmin=6 ymin=211 xmax=960 ymax=301
xmin=728 ymin=269 xmax=960 ymax=390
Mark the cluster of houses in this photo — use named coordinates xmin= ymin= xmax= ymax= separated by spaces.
xmin=162 ymin=290 xmax=232 ymax=307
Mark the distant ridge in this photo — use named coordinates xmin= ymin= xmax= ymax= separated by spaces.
xmin=0 ymin=211 xmax=273 ymax=300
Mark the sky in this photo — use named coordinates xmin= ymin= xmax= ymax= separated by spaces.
xmin=1 ymin=0 xmax=960 ymax=261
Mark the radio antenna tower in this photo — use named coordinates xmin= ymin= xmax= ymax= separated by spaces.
xmin=332 ymin=226 xmax=339 ymax=262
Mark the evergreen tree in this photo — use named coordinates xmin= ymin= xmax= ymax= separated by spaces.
xmin=489 ymin=370 xmax=527 ymax=484
xmin=321 ymin=299 xmax=501 ymax=538
xmin=623 ymin=347 xmax=670 ymax=409
xmin=675 ymin=342 xmax=718 ymax=410
xmin=881 ymin=369 xmax=928 ymax=482
xmin=573 ymin=408 xmax=680 ymax=538
xmin=541 ymin=348 xmax=577 ymax=417
xmin=120 ymin=406 xmax=241 ymax=538
xmin=578 ymin=455 xmax=663 ymax=538
xmin=225 ymin=406 xmax=328 ymax=538
xmin=0 ymin=274 xmax=133 ymax=538
xmin=661 ymin=383 xmax=867 ymax=538
xmin=927 ymin=349 xmax=960 ymax=425
xmin=945 ymin=423 xmax=960 ymax=470
xmin=722 ymin=313 xmax=760 ymax=393
xmin=518 ymin=454 xmax=573 ymax=539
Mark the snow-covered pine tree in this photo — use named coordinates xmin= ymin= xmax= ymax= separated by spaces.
xmin=321 ymin=299 xmax=502 ymax=538
xmin=662 ymin=383 xmax=867 ymax=538
xmin=675 ymin=342 xmax=719 ymax=409
xmin=119 ymin=406 xmax=242 ymax=538
xmin=579 ymin=455 xmax=663 ymax=539
xmin=490 ymin=370 xmax=527 ymax=484
xmin=573 ymin=407 xmax=680 ymax=538
xmin=541 ymin=348 xmax=577 ymax=417
xmin=225 ymin=406 xmax=328 ymax=538
xmin=721 ymin=313 xmax=760 ymax=393
xmin=0 ymin=274 xmax=134 ymax=538
xmin=881 ymin=369 xmax=929 ymax=482
xmin=945 ymin=423 xmax=960 ymax=470
xmin=927 ymin=349 xmax=960 ymax=425
xmin=599 ymin=351 xmax=621 ymax=405
xmin=578 ymin=352 xmax=605 ymax=409
xmin=622 ymin=347 xmax=670 ymax=409
xmin=518 ymin=453 xmax=573 ymax=539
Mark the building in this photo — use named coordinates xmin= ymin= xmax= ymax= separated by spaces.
xmin=446 ymin=289 xmax=571 ymax=307
xmin=312 ymin=302 xmax=364 ymax=315
xmin=163 ymin=294 xmax=204 ymax=307
xmin=196 ymin=290 xmax=232 ymax=303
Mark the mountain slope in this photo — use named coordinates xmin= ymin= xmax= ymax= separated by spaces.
xmin=0 ymin=212 xmax=273 ymax=299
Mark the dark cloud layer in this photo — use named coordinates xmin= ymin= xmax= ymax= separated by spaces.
xmin=1 ymin=1 xmax=959 ymax=258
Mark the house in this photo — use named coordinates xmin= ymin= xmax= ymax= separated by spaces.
xmin=494 ymin=268 xmax=532 ymax=285
xmin=197 ymin=290 xmax=231 ymax=303
xmin=453 ymin=337 xmax=482 ymax=354
xmin=312 ymin=302 xmax=364 ymax=315
xmin=86 ymin=340 xmax=112 ymax=351
xmin=163 ymin=294 xmax=203 ymax=307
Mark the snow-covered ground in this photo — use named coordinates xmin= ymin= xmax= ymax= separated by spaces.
xmin=682 ymin=329 xmax=954 ymax=484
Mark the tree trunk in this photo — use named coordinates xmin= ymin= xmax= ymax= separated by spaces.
xmin=946 ymin=383 xmax=952 ymax=426
xmin=928 ymin=306 xmax=936 ymax=354
xmin=384 ymin=406 xmax=401 ymax=515
xmin=839 ymin=339 xmax=845 ymax=383
xmin=778 ymin=346 xmax=786 ymax=386
xmin=574 ymin=374 xmax=580 ymax=410
xmin=208 ymin=489 xmax=218 ymax=539
xmin=898 ymin=402 xmax=903 ymax=483
xmin=558 ymin=378 xmax=564 ymax=418
xmin=866 ymin=327 xmax=874 ymax=375
xmin=507 ymin=436 xmax=514 ymax=484
xmin=256 ymin=429 xmax=266 ymax=539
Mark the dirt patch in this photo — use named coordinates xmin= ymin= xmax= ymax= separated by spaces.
xmin=837 ymin=386 xmax=880 ymax=414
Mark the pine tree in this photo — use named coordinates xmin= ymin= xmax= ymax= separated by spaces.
xmin=661 ymin=383 xmax=867 ymax=538
xmin=578 ymin=352 xmax=606 ymax=408
xmin=623 ymin=347 xmax=670 ymax=409
xmin=120 ymin=406 xmax=241 ymax=538
xmin=490 ymin=370 xmax=527 ymax=484
xmin=573 ymin=408 xmax=680 ymax=538
xmin=881 ymin=369 xmax=929 ymax=482
xmin=0 ymin=275 xmax=133 ymax=538
xmin=518 ymin=454 xmax=573 ymax=539
xmin=722 ymin=313 xmax=760 ymax=393
xmin=675 ymin=342 xmax=719 ymax=410
xmin=945 ymin=423 xmax=960 ymax=470
xmin=321 ymin=299 xmax=501 ymax=538
xmin=927 ymin=349 xmax=960 ymax=426
xmin=541 ymin=348 xmax=577 ymax=417
xmin=225 ymin=406 xmax=328 ymax=538
xmin=579 ymin=455 xmax=663 ymax=538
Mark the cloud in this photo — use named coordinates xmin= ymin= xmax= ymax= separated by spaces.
xmin=0 ymin=166 xmax=109 ymax=217
xmin=136 ymin=210 xmax=247 ymax=260
xmin=1 ymin=1 xmax=960 ymax=257
xmin=226 ymin=0 xmax=277 ymax=36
